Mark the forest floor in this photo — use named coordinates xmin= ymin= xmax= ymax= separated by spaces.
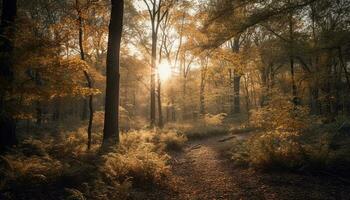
xmin=142 ymin=132 xmax=350 ymax=200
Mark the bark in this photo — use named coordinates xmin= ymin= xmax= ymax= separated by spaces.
xmin=157 ymin=29 xmax=165 ymax=128
xmin=0 ymin=0 xmax=17 ymax=149
xmin=199 ymin=77 xmax=205 ymax=116
xmin=288 ymin=3 xmax=298 ymax=103
xmin=102 ymin=0 xmax=123 ymax=148
xmin=230 ymin=36 xmax=241 ymax=114
xmin=150 ymin=32 xmax=157 ymax=127
xmin=76 ymin=1 xmax=94 ymax=150
xmin=171 ymin=97 xmax=176 ymax=121
xmin=233 ymin=75 xmax=241 ymax=113
xmin=243 ymin=75 xmax=250 ymax=120
xmin=157 ymin=73 xmax=163 ymax=127
xmin=182 ymin=76 xmax=187 ymax=120
xmin=199 ymin=57 xmax=208 ymax=116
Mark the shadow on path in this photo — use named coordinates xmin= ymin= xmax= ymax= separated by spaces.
xmin=165 ymin=133 xmax=350 ymax=200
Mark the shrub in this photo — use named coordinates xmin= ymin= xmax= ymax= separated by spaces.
xmin=230 ymin=93 xmax=316 ymax=170
xmin=204 ymin=113 xmax=227 ymax=126
xmin=247 ymin=131 xmax=305 ymax=169
xmin=157 ymin=131 xmax=187 ymax=151
xmin=250 ymin=94 xmax=312 ymax=133
xmin=100 ymin=130 xmax=171 ymax=187
xmin=229 ymin=94 xmax=350 ymax=172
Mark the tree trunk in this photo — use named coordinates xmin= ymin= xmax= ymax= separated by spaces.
xmin=0 ymin=0 xmax=17 ymax=150
xmin=150 ymin=33 xmax=157 ymax=127
xmin=230 ymin=36 xmax=241 ymax=114
xmin=157 ymin=73 xmax=163 ymax=128
xmin=102 ymin=0 xmax=123 ymax=148
xmin=199 ymin=81 xmax=205 ymax=116
xmin=76 ymin=1 xmax=94 ymax=150
xmin=289 ymin=6 xmax=298 ymax=104
xmin=182 ymin=77 xmax=187 ymax=120
xmin=199 ymin=63 xmax=207 ymax=116
xmin=243 ymin=75 xmax=250 ymax=120
xmin=233 ymin=75 xmax=241 ymax=113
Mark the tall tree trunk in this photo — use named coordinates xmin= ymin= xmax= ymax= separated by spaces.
xmin=233 ymin=75 xmax=241 ymax=113
xmin=76 ymin=1 xmax=94 ymax=150
xmin=289 ymin=2 xmax=297 ymax=103
xmin=171 ymin=97 xmax=176 ymax=121
xmin=150 ymin=32 xmax=157 ymax=127
xmin=182 ymin=76 xmax=187 ymax=120
xmin=102 ymin=0 xmax=123 ymax=148
xmin=157 ymin=73 xmax=163 ymax=128
xmin=243 ymin=75 xmax=250 ymax=120
xmin=231 ymin=36 xmax=241 ymax=114
xmin=0 ymin=0 xmax=17 ymax=150
xmin=199 ymin=78 xmax=205 ymax=116
xmin=199 ymin=58 xmax=208 ymax=116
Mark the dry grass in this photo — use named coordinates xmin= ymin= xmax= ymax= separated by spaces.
xmin=0 ymin=127 xmax=187 ymax=200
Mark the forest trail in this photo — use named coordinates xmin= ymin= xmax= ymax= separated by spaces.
xmin=168 ymin=133 xmax=255 ymax=200
xmin=162 ymin=133 xmax=350 ymax=200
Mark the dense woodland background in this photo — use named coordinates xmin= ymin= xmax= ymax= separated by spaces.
xmin=1 ymin=0 xmax=350 ymax=199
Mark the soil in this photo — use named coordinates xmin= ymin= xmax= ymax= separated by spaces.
xmin=152 ymin=133 xmax=350 ymax=200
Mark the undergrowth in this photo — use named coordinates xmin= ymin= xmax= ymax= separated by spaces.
xmin=0 ymin=128 xmax=187 ymax=200
xmin=227 ymin=94 xmax=350 ymax=174
xmin=166 ymin=113 xmax=230 ymax=139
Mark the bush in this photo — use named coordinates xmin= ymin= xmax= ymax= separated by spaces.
xmin=229 ymin=94 xmax=350 ymax=172
xmin=100 ymin=130 xmax=172 ymax=186
xmin=247 ymin=131 xmax=305 ymax=169
xmin=229 ymin=94 xmax=315 ymax=170
xmin=156 ymin=131 xmax=187 ymax=151
xmin=204 ymin=113 xmax=227 ymax=126
xmin=250 ymin=94 xmax=312 ymax=133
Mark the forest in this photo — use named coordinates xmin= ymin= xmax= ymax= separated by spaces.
xmin=1 ymin=0 xmax=350 ymax=199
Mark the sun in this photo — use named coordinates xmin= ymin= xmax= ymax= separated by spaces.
xmin=158 ymin=60 xmax=172 ymax=81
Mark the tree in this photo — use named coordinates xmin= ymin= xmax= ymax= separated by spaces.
xmin=75 ymin=0 xmax=94 ymax=150
xmin=0 ymin=0 xmax=17 ymax=150
xmin=142 ymin=0 xmax=173 ymax=127
xmin=102 ymin=0 xmax=124 ymax=148
xmin=230 ymin=35 xmax=241 ymax=114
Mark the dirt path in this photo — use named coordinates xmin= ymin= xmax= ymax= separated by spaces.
xmin=168 ymin=134 xmax=250 ymax=200
xmin=163 ymin=134 xmax=350 ymax=200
